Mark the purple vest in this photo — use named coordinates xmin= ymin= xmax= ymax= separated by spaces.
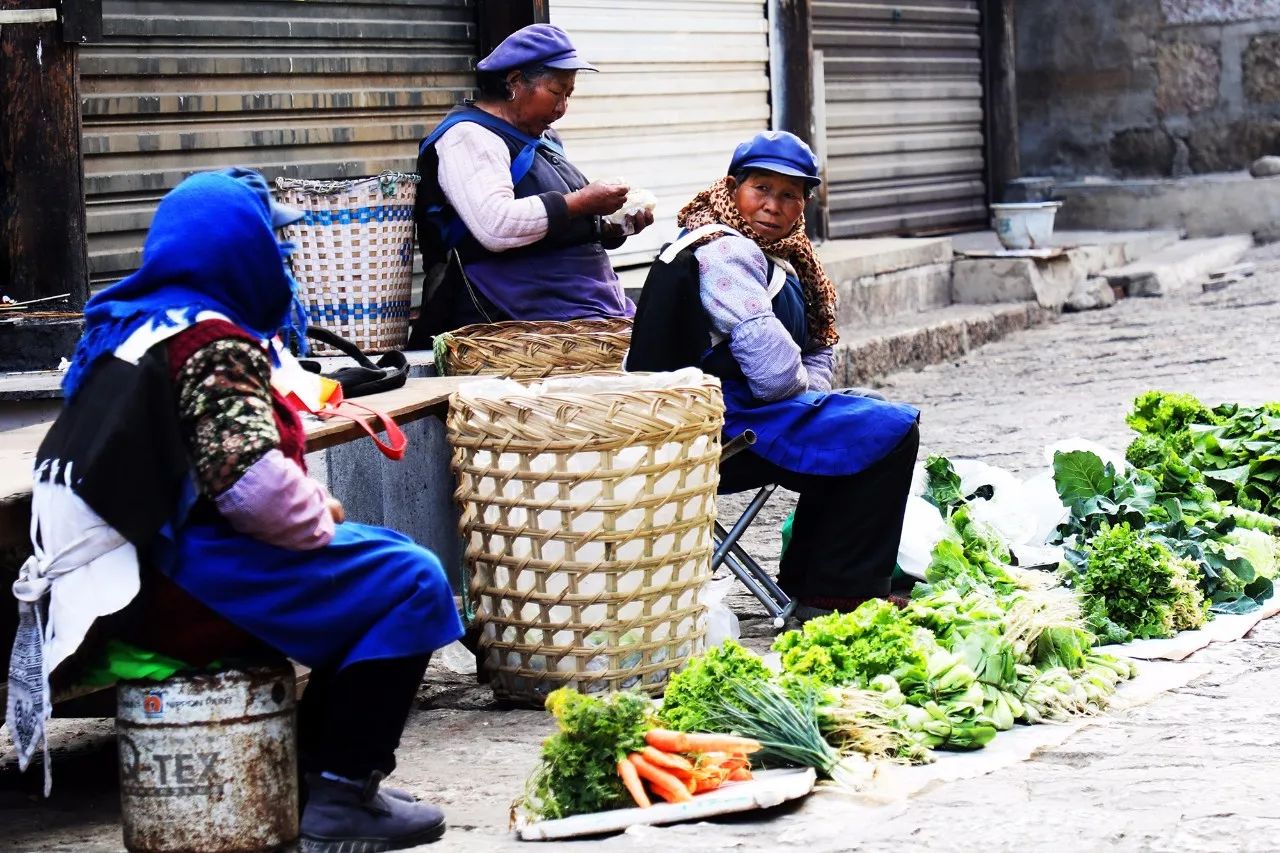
xmin=418 ymin=105 xmax=633 ymax=326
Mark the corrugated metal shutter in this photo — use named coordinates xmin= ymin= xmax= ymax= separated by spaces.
xmin=549 ymin=0 xmax=770 ymax=268
xmin=813 ymin=0 xmax=986 ymax=238
xmin=81 ymin=0 xmax=476 ymax=285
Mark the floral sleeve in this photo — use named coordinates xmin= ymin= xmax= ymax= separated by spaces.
xmin=173 ymin=339 xmax=280 ymax=497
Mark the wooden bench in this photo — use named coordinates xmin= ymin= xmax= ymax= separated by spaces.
xmin=0 ymin=376 xmax=476 ymax=711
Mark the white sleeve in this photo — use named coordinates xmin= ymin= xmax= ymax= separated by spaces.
xmin=435 ymin=122 xmax=551 ymax=252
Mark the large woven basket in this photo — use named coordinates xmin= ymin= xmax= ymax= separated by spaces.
xmin=447 ymin=368 xmax=724 ymax=706
xmin=276 ymin=172 xmax=419 ymax=355
xmin=434 ymin=317 xmax=632 ymax=380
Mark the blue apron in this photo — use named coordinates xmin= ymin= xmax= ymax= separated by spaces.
xmin=704 ymin=274 xmax=919 ymax=478
xmin=160 ymin=520 xmax=464 ymax=670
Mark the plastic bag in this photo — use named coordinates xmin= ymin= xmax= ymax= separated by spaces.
xmin=701 ymin=573 xmax=740 ymax=646
xmin=1022 ymin=469 xmax=1070 ymax=547
xmin=951 ymin=459 xmax=1037 ymax=548
xmin=896 ymin=496 xmax=953 ymax=580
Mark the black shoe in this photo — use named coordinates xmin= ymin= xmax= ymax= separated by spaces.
xmin=300 ymin=772 xmax=446 ymax=852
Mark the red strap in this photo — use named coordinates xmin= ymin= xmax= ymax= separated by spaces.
xmin=315 ymin=401 xmax=408 ymax=461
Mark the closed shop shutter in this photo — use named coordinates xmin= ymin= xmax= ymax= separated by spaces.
xmin=813 ymin=0 xmax=986 ymax=237
xmin=81 ymin=0 xmax=477 ymax=285
xmin=549 ymin=0 xmax=770 ymax=268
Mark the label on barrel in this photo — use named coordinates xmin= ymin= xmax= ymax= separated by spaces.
xmin=118 ymin=734 xmax=227 ymax=799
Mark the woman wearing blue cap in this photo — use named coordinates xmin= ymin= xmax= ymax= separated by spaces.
xmin=8 ymin=169 xmax=461 ymax=849
xmin=409 ymin=24 xmax=653 ymax=343
xmin=629 ymin=131 xmax=921 ymax=623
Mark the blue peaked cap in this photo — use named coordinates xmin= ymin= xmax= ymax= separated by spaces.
xmin=476 ymin=24 xmax=598 ymax=73
xmin=728 ymin=131 xmax=822 ymax=187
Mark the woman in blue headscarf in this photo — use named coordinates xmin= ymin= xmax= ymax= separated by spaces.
xmin=12 ymin=169 xmax=459 ymax=850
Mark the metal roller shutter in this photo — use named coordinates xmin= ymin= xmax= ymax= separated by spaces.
xmin=549 ymin=0 xmax=770 ymax=268
xmin=813 ymin=0 xmax=986 ymax=238
xmin=81 ymin=0 xmax=476 ymax=285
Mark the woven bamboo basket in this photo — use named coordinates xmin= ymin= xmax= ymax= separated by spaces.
xmin=275 ymin=172 xmax=419 ymax=355
xmin=447 ymin=368 xmax=724 ymax=706
xmin=434 ymin=317 xmax=633 ymax=380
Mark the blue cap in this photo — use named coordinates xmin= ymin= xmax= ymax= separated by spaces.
xmin=728 ymin=131 xmax=821 ymax=187
xmin=218 ymin=167 xmax=305 ymax=229
xmin=476 ymin=24 xmax=598 ymax=73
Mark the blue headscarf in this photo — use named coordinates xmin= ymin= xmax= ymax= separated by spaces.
xmin=63 ymin=168 xmax=307 ymax=400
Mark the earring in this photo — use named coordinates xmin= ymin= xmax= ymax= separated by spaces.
xmin=507 ymin=90 xmax=516 ymax=102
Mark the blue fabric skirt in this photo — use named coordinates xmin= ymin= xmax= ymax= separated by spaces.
xmin=162 ymin=521 xmax=464 ymax=670
xmin=721 ymin=379 xmax=920 ymax=479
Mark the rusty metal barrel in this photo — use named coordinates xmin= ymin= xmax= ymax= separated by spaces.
xmin=115 ymin=663 xmax=299 ymax=852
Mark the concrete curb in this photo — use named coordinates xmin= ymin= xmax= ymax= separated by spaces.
xmin=838 ymin=302 xmax=1054 ymax=386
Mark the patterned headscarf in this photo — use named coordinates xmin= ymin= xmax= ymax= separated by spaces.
xmin=677 ymin=176 xmax=839 ymax=347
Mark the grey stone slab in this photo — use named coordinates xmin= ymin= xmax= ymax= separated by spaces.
xmin=1057 ymin=173 xmax=1280 ymax=239
xmin=1101 ymin=235 xmax=1254 ymax=296
xmin=834 ymin=262 xmax=953 ymax=330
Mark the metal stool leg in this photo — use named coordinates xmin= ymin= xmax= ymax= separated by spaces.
xmin=712 ymin=484 xmax=795 ymax=628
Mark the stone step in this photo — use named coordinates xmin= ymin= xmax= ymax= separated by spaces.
xmin=951 ymin=229 xmax=1181 ymax=272
xmin=1100 ymin=235 xmax=1255 ymax=297
xmin=1055 ymin=172 xmax=1280 ymax=242
xmin=950 ymin=229 xmax=1185 ymax=311
xmin=834 ymin=301 xmax=1053 ymax=387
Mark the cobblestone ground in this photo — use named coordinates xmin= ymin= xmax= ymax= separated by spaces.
xmin=4 ymin=245 xmax=1280 ymax=852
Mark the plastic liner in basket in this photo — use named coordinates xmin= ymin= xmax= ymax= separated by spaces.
xmin=446 ymin=368 xmax=724 ymax=706
xmin=433 ymin=317 xmax=633 ymax=380
xmin=276 ymin=172 xmax=420 ymax=355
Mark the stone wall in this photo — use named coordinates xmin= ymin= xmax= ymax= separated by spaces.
xmin=1018 ymin=0 xmax=1280 ymax=177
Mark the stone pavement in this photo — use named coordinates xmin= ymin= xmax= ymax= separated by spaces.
xmin=4 ymin=244 xmax=1280 ymax=852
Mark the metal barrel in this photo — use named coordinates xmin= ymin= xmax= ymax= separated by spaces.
xmin=116 ymin=662 xmax=299 ymax=853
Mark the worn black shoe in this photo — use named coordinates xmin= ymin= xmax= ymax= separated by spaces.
xmin=300 ymin=772 xmax=445 ymax=852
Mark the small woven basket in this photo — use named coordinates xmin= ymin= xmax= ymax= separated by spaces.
xmin=447 ymin=369 xmax=724 ymax=706
xmin=276 ymin=172 xmax=420 ymax=355
xmin=434 ymin=317 xmax=633 ymax=380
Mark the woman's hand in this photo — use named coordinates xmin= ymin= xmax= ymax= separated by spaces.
xmin=566 ymin=181 xmax=630 ymax=217
xmin=327 ymin=496 xmax=346 ymax=524
xmin=626 ymin=209 xmax=655 ymax=235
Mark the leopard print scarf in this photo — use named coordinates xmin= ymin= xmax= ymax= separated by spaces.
xmin=677 ymin=177 xmax=839 ymax=347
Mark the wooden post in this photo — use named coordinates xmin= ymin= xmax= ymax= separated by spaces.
xmin=476 ymin=0 xmax=549 ymax=57
xmin=0 ymin=0 xmax=93 ymax=308
xmin=982 ymin=0 xmax=1020 ymax=204
xmin=770 ymin=0 xmax=824 ymax=240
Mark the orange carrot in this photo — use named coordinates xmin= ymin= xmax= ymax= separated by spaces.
xmin=727 ymin=767 xmax=753 ymax=782
xmin=642 ymin=747 xmax=695 ymax=776
xmin=617 ymin=758 xmax=651 ymax=808
xmin=645 ymin=729 xmax=762 ymax=755
xmin=628 ymin=753 xmax=692 ymax=804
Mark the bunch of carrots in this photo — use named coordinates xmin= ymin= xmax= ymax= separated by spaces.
xmin=616 ymin=728 xmax=761 ymax=808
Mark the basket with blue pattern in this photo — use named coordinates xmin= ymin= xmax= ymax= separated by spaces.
xmin=276 ymin=172 xmax=420 ymax=355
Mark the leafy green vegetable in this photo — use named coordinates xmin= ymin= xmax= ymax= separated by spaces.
xmin=519 ymin=688 xmax=654 ymax=821
xmin=773 ymin=599 xmax=927 ymax=688
xmin=1223 ymin=527 xmax=1280 ymax=580
xmin=658 ymin=640 xmax=774 ymax=733
xmin=1187 ymin=404 xmax=1280 ymax=517
xmin=1126 ymin=391 xmax=1218 ymax=456
xmin=1062 ymin=523 xmax=1207 ymax=640
xmin=924 ymin=455 xmax=965 ymax=515
xmin=1052 ymin=450 xmax=1155 ymax=543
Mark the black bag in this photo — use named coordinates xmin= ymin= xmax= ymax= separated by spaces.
xmin=299 ymin=326 xmax=409 ymax=398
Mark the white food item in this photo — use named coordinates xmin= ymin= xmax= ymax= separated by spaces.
xmin=602 ymin=185 xmax=658 ymax=228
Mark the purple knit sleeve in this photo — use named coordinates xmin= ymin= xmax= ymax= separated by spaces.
xmin=214 ymin=449 xmax=335 ymax=550
xmin=696 ymin=236 xmax=808 ymax=402
xmin=802 ymin=347 xmax=836 ymax=393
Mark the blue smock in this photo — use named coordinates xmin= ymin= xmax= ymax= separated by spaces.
xmin=161 ymin=520 xmax=464 ymax=670
xmin=703 ymin=273 xmax=919 ymax=478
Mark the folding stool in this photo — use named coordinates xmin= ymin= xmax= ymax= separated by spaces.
xmin=712 ymin=430 xmax=797 ymax=628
